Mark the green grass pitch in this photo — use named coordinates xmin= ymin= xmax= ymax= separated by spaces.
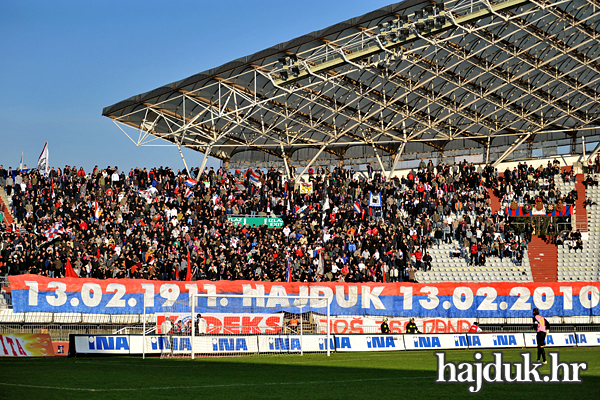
xmin=1 ymin=348 xmax=599 ymax=399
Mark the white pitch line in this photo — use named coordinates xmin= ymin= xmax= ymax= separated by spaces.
xmin=0 ymin=376 xmax=434 ymax=392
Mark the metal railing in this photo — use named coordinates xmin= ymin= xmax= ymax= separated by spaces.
xmin=0 ymin=323 xmax=154 ymax=342
xmin=481 ymin=324 xmax=600 ymax=333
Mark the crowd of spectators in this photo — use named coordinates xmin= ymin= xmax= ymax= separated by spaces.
xmin=494 ymin=158 xmax=579 ymax=207
xmin=1 ymin=155 xmax=585 ymax=284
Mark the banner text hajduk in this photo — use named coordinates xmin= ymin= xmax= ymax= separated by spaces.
xmin=8 ymin=276 xmax=600 ymax=317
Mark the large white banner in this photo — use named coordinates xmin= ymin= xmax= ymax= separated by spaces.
xmin=74 ymin=331 xmax=600 ymax=355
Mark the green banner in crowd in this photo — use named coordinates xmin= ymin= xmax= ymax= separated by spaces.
xmin=227 ymin=216 xmax=284 ymax=228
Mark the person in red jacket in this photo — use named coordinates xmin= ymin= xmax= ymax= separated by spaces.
xmin=411 ymin=249 xmax=423 ymax=270
xmin=470 ymin=243 xmax=478 ymax=265
xmin=468 ymin=322 xmax=482 ymax=333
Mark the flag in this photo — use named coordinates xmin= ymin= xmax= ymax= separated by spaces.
xmin=64 ymin=228 xmax=74 ymax=240
xmin=234 ymin=180 xmax=245 ymax=192
xmin=249 ymin=171 xmax=261 ymax=186
xmin=43 ymin=222 xmax=64 ymax=242
xmin=137 ymin=189 xmax=153 ymax=203
xmin=94 ymin=199 xmax=101 ymax=220
xmin=323 ymin=197 xmax=330 ymax=211
xmin=184 ymin=178 xmax=198 ymax=188
xmin=353 ymin=201 xmax=362 ymax=214
xmin=381 ymin=263 xmax=386 ymax=283
xmin=174 ymin=185 xmax=180 ymax=195
xmin=19 ymin=151 xmax=23 ymax=171
xmin=184 ymin=187 xmax=193 ymax=198
xmin=295 ymin=205 xmax=308 ymax=214
xmin=186 ymin=252 xmax=192 ymax=281
xmin=286 ymin=258 xmax=292 ymax=283
xmin=65 ymin=259 xmax=79 ymax=278
xmin=317 ymin=252 xmax=324 ymax=276
xmin=300 ymin=182 xmax=313 ymax=194
xmin=369 ymin=192 xmax=382 ymax=207
xmin=37 ymin=142 xmax=49 ymax=176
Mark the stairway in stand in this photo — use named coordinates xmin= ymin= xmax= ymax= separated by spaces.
xmin=527 ymin=236 xmax=557 ymax=282
xmin=488 ymin=187 xmax=502 ymax=214
xmin=575 ymin=174 xmax=587 ymax=232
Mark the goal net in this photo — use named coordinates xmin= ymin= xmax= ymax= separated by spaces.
xmin=153 ymin=293 xmax=331 ymax=358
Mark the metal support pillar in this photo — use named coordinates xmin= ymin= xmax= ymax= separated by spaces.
xmin=298 ymin=145 xmax=327 ymax=178
xmin=388 ymin=141 xmax=406 ymax=179
xmin=373 ymin=146 xmax=386 ymax=178
xmin=588 ymin=140 xmax=600 ymax=163
xmin=280 ymin=144 xmax=291 ymax=180
xmin=177 ymin=144 xmax=192 ymax=177
xmin=493 ymin=134 xmax=531 ymax=167
xmin=485 ymin=137 xmax=491 ymax=164
xmin=198 ymin=146 xmax=213 ymax=176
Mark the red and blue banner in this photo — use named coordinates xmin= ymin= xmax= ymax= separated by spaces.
xmin=7 ymin=276 xmax=600 ymax=318
xmin=505 ymin=205 xmax=571 ymax=217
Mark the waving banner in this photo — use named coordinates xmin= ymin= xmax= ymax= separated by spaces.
xmin=8 ymin=276 xmax=600 ymax=318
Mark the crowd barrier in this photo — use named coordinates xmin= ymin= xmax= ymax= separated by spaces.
xmin=70 ymin=332 xmax=600 ymax=356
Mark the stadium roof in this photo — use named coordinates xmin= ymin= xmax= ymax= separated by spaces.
xmin=103 ymin=0 xmax=600 ymax=175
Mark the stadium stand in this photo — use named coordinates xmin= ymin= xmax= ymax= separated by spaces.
xmin=558 ymin=171 xmax=600 ymax=282
xmin=1 ymin=1 xmax=599 ymax=291
xmin=0 ymin=157 xmax=580 ymax=286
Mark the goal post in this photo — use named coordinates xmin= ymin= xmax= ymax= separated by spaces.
xmin=157 ymin=293 xmax=331 ymax=359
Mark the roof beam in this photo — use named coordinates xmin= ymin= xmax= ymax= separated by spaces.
xmin=138 ymin=101 xmax=285 ymax=160
xmin=273 ymin=0 xmax=532 ymax=86
xmin=180 ymin=88 xmax=347 ymax=159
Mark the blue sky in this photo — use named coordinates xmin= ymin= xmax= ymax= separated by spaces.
xmin=0 ymin=0 xmax=393 ymax=173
